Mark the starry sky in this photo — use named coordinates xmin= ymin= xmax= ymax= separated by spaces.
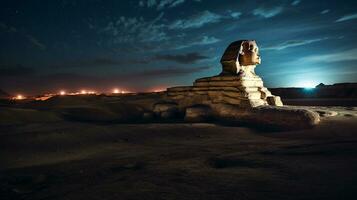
xmin=0 ymin=0 xmax=357 ymax=95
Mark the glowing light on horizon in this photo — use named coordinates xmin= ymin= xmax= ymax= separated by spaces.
xmin=152 ymin=87 xmax=166 ymax=93
xmin=59 ymin=90 xmax=66 ymax=95
xmin=80 ymin=90 xmax=87 ymax=94
xmin=112 ymin=88 xmax=129 ymax=94
xmin=13 ymin=94 xmax=25 ymax=100
xmin=297 ymin=81 xmax=317 ymax=89
xmin=113 ymin=88 xmax=120 ymax=94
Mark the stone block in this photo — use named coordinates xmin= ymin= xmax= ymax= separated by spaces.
xmin=267 ymin=96 xmax=283 ymax=106
xmin=185 ymin=105 xmax=213 ymax=122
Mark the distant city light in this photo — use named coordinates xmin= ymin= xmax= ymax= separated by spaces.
xmin=80 ymin=90 xmax=87 ymax=94
xmin=113 ymin=88 xmax=120 ymax=94
xmin=13 ymin=94 xmax=25 ymax=100
xmin=59 ymin=90 xmax=66 ymax=95
xmin=112 ymin=88 xmax=129 ymax=94
xmin=152 ymin=88 xmax=166 ymax=92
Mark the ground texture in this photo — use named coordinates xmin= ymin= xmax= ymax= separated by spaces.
xmin=1 ymin=104 xmax=357 ymax=200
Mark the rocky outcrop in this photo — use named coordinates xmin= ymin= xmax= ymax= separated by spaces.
xmin=211 ymin=104 xmax=320 ymax=129
xmin=270 ymin=83 xmax=357 ymax=99
xmin=153 ymin=102 xmax=179 ymax=119
xmin=184 ymin=105 xmax=213 ymax=122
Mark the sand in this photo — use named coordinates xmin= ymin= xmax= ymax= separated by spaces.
xmin=1 ymin=100 xmax=357 ymax=199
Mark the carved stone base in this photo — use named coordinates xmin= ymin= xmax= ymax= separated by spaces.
xmin=166 ymin=75 xmax=283 ymax=108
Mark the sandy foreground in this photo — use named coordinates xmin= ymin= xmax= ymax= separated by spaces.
xmin=1 ymin=105 xmax=357 ymax=200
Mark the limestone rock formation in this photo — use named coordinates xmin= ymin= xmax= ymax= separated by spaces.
xmin=184 ymin=105 xmax=213 ymax=122
xmin=209 ymin=103 xmax=320 ymax=129
xmin=166 ymin=40 xmax=283 ymax=108
xmin=160 ymin=39 xmax=321 ymax=128
xmin=153 ymin=102 xmax=179 ymax=119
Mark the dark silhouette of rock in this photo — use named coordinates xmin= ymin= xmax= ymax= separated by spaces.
xmin=270 ymin=83 xmax=357 ymax=99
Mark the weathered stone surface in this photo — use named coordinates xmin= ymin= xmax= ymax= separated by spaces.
xmin=153 ymin=102 xmax=177 ymax=113
xmin=267 ymin=96 xmax=283 ymax=106
xmin=211 ymin=104 xmax=320 ymax=129
xmin=153 ymin=102 xmax=179 ymax=119
xmin=142 ymin=112 xmax=155 ymax=120
xmin=185 ymin=105 xmax=213 ymax=122
xmin=252 ymin=106 xmax=320 ymax=128
xmin=193 ymin=79 xmax=264 ymax=87
xmin=315 ymin=110 xmax=338 ymax=117
xmin=259 ymin=87 xmax=272 ymax=99
xmin=160 ymin=111 xmax=177 ymax=119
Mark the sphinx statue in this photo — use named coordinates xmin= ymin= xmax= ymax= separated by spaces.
xmin=220 ymin=40 xmax=260 ymax=77
xmin=166 ymin=39 xmax=283 ymax=108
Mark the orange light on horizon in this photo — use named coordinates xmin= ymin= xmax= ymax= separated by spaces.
xmin=112 ymin=88 xmax=129 ymax=94
xmin=80 ymin=90 xmax=87 ymax=94
xmin=152 ymin=88 xmax=166 ymax=93
xmin=149 ymin=85 xmax=167 ymax=93
xmin=13 ymin=94 xmax=25 ymax=100
xmin=113 ymin=88 xmax=120 ymax=94
xmin=59 ymin=90 xmax=66 ymax=95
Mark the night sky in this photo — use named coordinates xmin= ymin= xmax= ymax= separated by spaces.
xmin=1 ymin=0 xmax=357 ymax=95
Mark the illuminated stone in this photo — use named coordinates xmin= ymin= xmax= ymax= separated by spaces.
xmin=166 ymin=39 xmax=283 ymax=108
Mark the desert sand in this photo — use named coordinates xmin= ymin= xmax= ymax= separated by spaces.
xmin=1 ymin=95 xmax=357 ymax=200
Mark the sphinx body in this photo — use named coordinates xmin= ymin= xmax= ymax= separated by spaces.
xmin=166 ymin=39 xmax=283 ymax=108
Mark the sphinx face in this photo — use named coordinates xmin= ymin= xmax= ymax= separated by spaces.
xmin=239 ymin=41 xmax=261 ymax=66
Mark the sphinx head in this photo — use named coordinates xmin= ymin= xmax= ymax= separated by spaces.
xmin=220 ymin=40 xmax=261 ymax=75
xmin=239 ymin=40 xmax=261 ymax=65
